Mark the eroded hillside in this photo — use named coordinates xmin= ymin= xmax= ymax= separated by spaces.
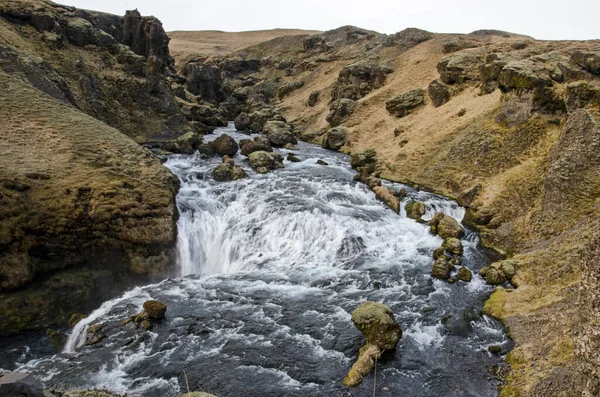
xmin=170 ymin=26 xmax=600 ymax=396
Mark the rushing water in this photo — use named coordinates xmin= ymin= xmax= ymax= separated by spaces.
xmin=6 ymin=123 xmax=509 ymax=396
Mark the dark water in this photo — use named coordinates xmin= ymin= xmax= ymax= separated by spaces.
xmin=7 ymin=123 xmax=508 ymax=396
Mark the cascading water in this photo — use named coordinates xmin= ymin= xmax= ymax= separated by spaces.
xmin=6 ymin=123 xmax=509 ymax=396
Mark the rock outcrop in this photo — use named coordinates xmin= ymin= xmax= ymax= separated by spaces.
xmin=321 ymin=126 xmax=348 ymax=150
xmin=386 ymin=89 xmax=425 ymax=117
xmin=331 ymin=61 xmax=393 ymax=101
xmin=248 ymin=151 xmax=284 ymax=174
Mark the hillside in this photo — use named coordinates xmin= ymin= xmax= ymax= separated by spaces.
xmin=169 ymin=26 xmax=600 ymax=396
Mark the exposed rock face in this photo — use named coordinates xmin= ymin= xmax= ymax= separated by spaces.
xmin=248 ymin=108 xmax=286 ymax=132
xmin=262 ymin=121 xmax=297 ymax=147
xmin=248 ymin=151 xmax=284 ymax=174
xmin=184 ymin=62 xmax=225 ymax=103
xmin=570 ymin=50 xmax=600 ymax=76
xmin=351 ymin=301 xmax=402 ymax=350
xmin=437 ymin=53 xmax=483 ymax=85
xmin=277 ymin=80 xmax=304 ymax=100
xmin=385 ymin=89 xmax=425 ymax=117
xmin=213 ymin=134 xmax=239 ymax=156
xmin=351 ymin=148 xmax=377 ymax=169
xmin=326 ymin=98 xmax=356 ymax=127
xmin=383 ymin=28 xmax=433 ymax=49
xmin=331 ymin=61 xmax=393 ymax=101
xmin=322 ymin=126 xmax=348 ymax=150
xmin=122 ymin=10 xmax=170 ymax=67
xmin=565 ymin=81 xmax=600 ymax=112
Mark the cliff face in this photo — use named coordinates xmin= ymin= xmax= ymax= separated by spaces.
xmin=171 ymin=27 xmax=600 ymax=395
xmin=0 ymin=1 xmax=193 ymax=335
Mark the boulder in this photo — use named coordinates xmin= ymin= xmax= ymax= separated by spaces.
xmin=431 ymin=258 xmax=451 ymax=280
xmin=248 ymin=151 xmax=284 ymax=174
xmin=565 ymin=81 xmax=600 ymax=112
xmin=240 ymin=140 xmax=273 ymax=156
xmin=326 ymin=98 xmax=356 ymax=127
xmin=405 ymin=201 xmax=425 ymax=221
xmin=308 ymin=90 xmax=320 ymax=107
xmin=383 ymin=28 xmax=432 ymax=49
xmin=499 ymin=260 xmax=517 ymax=280
xmin=234 ymin=112 xmax=251 ymax=132
xmin=437 ymin=53 xmax=483 ymax=85
xmin=287 ymin=153 xmax=301 ymax=162
xmin=176 ymin=131 xmax=203 ymax=154
xmin=342 ymin=343 xmax=382 ymax=387
xmin=385 ymin=89 xmax=425 ymax=117
xmin=198 ymin=142 xmax=216 ymax=157
xmin=213 ymin=134 xmax=239 ymax=156
xmin=284 ymin=143 xmax=299 ymax=150
xmin=443 ymin=238 xmax=463 ymax=255
xmin=437 ymin=215 xmax=465 ymax=239
xmin=350 ymin=301 xmax=402 ymax=350
xmin=316 ymin=159 xmax=329 ymax=166
xmin=456 ymin=266 xmax=473 ymax=282
xmin=485 ymin=267 xmax=507 ymax=284
xmin=429 ymin=212 xmax=445 ymax=234
xmin=449 ymin=256 xmax=462 ymax=268
xmin=212 ymin=157 xmax=247 ymax=182
xmin=143 ymin=300 xmax=167 ymax=320
xmin=262 ymin=121 xmax=297 ymax=147
xmin=248 ymin=108 xmax=286 ymax=133
xmin=497 ymin=60 xmax=553 ymax=92
xmin=432 ymin=247 xmax=447 ymax=260
xmin=350 ymin=148 xmax=377 ymax=169
xmin=570 ymin=50 xmax=600 ymax=76
xmin=322 ymin=126 xmax=348 ymax=150
xmin=428 ymin=79 xmax=452 ymax=107
xmin=0 ymin=372 xmax=45 ymax=397
xmin=373 ymin=186 xmax=400 ymax=213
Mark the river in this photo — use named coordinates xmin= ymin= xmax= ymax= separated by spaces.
xmin=8 ymin=123 xmax=508 ymax=396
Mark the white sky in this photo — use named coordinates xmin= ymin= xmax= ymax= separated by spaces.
xmin=60 ymin=0 xmax=600 ymax=41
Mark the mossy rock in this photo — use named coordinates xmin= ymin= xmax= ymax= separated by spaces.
xmin=443 ymin=237 xmax=463 ymax=255
xmin=431 ymin=258 xmax=451 ymax=280
xmin=457 ymin=266 xmax=473 ymax=282
xmin=437 ymin=216 xmax=465 ymax=239
xmin=143 ymin=300 xmax=167 ymax=320
xmin=385 ymin=89 xmax=425 ymax=117
xmin=485 ymin=268 xmax=507 ymax=284
xmin=46 ymin=328 xmax=68 ymax=351
xmin=405 ymin=201 xmax=425 ymax=221
xmin=351 ymin=301 xmax=402 ymax=350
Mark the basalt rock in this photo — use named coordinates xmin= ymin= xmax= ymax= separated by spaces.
xmin=322 ymin=126 xmax=348 ymax=150
xmin=262 ymin=121 xmax=297 ymax=147
xmin=456 ymin=267 xmax=473 ymax=282
xmin=431 ymin=258 xmax=451 ymax=280
xmin=351 ymin=148 xmax=377 ymax=169
xmin=437 ymin=215 xmax=465 ymax=239
xmin=428 ymin=79 xmax=452 ymax=107
xmin=234 ymin=112 xmax=251 ymax=132
xmin=437 ymin=53 xmax=483 ymax=85
xmin=405 ymin=201 xmax=426 ymax=221
xmin=143 ymin=300 xmax=167 ymax=320
xmin=248 ymin=151 xmax=284 ymax=174
xmin=122 ymin=9 xmax=170 ymax=67
xmin=386 ymin=89 xmax=425 ymax=117
xmin=240 ymin=139 xmax=273 ymax=156
xmin=326 ymin=98 xmax=357 ymax=127
xmin=565 ymin=81 xmax=600 ymax=112
xmin=331 ymin=61 xmax=393 ymax=101
xmin=457 ymin=184 xmax=482 ymax=207
xmin=213 ymin=134 xmax=239 ymax=156
xmin=184 ymin=63 xmax=225 ymax=103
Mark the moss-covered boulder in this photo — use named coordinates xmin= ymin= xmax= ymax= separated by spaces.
xmin=240 ymin=139 xmax=273 ymax=156
xmin=405 ymin=201 xmax=425 ymax=221
xmin=443 ymin=238 xmax=463 ymax=255
xmin=437 ymin=53 xmax=483 ymax=85
xmin=485 ymin=267 xmax=507 ymax=284
xmin=332 ymin=60 xmax=393 ymax=101
xmin=143 ymin=300 xmax=167 ymax=320
xmin=351 ymin=301 xmax=402 ymax=350
xmin=322 ymin=126 xmax=348 ymax=151
xmin=565 ymin=81 xmax=600 ymax=112
xmin=212 ymin=156 xmax=247 ymax=182
xmin=213 ymin=134 xmax=239 ymax=156
xmin=350 ymin=148 xmax=377 ymax=169
xmin=263 ymin=121 xmax=297 ymax=147
xmin=431 ymin=258 xmax=451 ymax=280
xmin=385 ymin=89 xmax=425 ymax=117
xmin=456 ymin=266 xmax=473 ymax=282
xmin=373 ymin=186 xmax=400 ymax=213
xmin=248 ymin=151 xmax=284 ymax=174
xmin=437 ymin=216 xmax=465 ymax=239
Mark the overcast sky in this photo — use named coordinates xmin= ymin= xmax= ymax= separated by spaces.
xmin=60 ymin=0 xmax=600 ymax=41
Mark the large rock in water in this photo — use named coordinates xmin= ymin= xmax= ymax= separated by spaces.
xmin=234 ymin=112 xmax=251 ymax=132
xmin=213 ymin=134 xmax=239 ymax=156
xmin=240 ymin=139 xmax=273 ymax=156
xmin=429 ymin=213 xmax=465 ymax=239
xmin=248 ymin=151 xmax=284 ymax=174
xmin=262 ymin=121 xmax=297 ymax=147
xmin=373 ymin=186 xmax=400 ymax=213
xmin=143 ymin=300 xmax=167 ymax=320
xmin=350 ymin=301 xmax=403 ymax=350
xmin=212 ymin=156 xmax=247 ymax=181
xmin=0 ymin=372 xmax=45 ymax=397
xmin=385 ymin=89 xmax=425 ymax=117
xmin=322 ymin=126 xmax=348 ymax=151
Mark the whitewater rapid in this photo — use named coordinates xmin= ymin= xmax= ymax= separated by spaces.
xmin=8 ymin=123 xmax=508 ymax=396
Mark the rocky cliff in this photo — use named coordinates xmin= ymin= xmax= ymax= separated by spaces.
xmin=0 ymin=0 xmax=209 ymax=335
xmin=170 ymin=27 xmax=600 ymax=396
